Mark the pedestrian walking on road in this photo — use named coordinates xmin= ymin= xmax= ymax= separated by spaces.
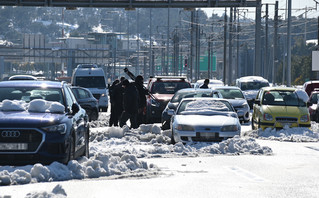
xmin=200 ymin=79 xmax=209 ymax=89
xmin=134 ymin=75 xmax=147 ymax=126
xmin=111 ymin=77 xmax=125 ymax=126
xmin=109 ymin=79 xmax=119 ymax=126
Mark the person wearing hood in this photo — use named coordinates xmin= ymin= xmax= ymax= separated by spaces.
xmin=120 ymin=79 xmax=139 ymax=129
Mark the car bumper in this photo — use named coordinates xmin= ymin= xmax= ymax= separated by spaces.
xmin=259 ymin=121 xmax=311 ymax=130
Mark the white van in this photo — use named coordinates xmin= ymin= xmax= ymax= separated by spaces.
xmin=236 ymin=76 xmax=269 ymax=108
xmin=71 ymin=64 xmax=108 ymax=112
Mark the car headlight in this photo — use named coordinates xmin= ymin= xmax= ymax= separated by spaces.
xmin=300 ymin=114 xmax=310 ymax=122
xmin=176 ymin=124 xmax=194 ymax=131
xmin=263 ymin=113 xmax=273 ymax=121
xmin=43 ymin=123 xmax=67 ymax=134
xmin=221 ymin=125 xmax=238 ymax=132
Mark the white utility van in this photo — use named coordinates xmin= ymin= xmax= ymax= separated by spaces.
xmin=71 ymin=64 xmax=108 ymax=112
xmin=236 ymin=76 xmax=269 ymax=108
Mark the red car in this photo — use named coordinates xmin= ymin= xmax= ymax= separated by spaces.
xmin=308 ymin=91 xmax=319 ymax=121
xmin=145 ymin=76 xmax=191 ymax=123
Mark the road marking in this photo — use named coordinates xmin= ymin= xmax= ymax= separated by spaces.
xmin=305 ymin=146 xmax=319 ymax=152
xmin=226 ymin=166 xmax=266 ymax=182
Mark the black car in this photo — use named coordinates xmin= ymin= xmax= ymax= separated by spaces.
xmin=71 ymin=86 xmax=99 ymax=121
xmin=0 ymin=80 xmax=89 ymax=165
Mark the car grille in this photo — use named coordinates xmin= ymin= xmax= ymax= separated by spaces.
xmin=0 ymin=129 xmax=43 ymax=153
xmin=93 ymin=94 xmax=101 ymax=100
xmin=275 ymin=117 xmax=298 ymax=123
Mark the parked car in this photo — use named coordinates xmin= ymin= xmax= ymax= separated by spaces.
xmin=71 ymin=65 xmax=108 ymax=112
xmin=214 ymin=86 xmax=250 ymax=123
xmin=303 ymin=80 xmax=319 ymax=96
xmin=161 ymin=88 xmax=222 ymax=130
xmin=252 ymin=87 xmax=311 ymax=130
xmin=71 ymin=86 xmax=99 ymax=121
xmin=193 ymin=79 xmax=224 ymax=88
xmin=145 ymin=76 xmax=191 ymax=123
xmin=168 ymin=98 xmax=241 ymax=144
xmin=307 ymin=90 xmax=319 ymax=121
xmin=0 ymin=80 xmax=89 ymax=165
xmin=235 ymin=76 xmax=269 ymax=108
xmin=9 ymin=75 xmax=38 ymax=81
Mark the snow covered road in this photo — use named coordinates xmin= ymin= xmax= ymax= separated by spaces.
xmin=1 ymin=113 xmax=319 ymax=198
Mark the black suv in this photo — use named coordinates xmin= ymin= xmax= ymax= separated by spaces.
xmin=0 ymin=80 xmax=89 ymax=165
xmin=146 ymin=76 xmax=191 ymax=123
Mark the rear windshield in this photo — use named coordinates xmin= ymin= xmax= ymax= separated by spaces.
xmin=171 ymin=91 xmax=220 ymax=103
xmin=75 ymin=76 xmax=106 ymax=89
xmin=151 ymin=81 xmax=190 ymax=94
xmin=240 ymin=81 xmax=269 ymax=91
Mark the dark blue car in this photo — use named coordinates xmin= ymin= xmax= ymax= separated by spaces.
xmin=0 ymin=80 xmax=89 ymax=165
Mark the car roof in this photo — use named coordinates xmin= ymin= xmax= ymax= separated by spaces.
xmin=237 ymin=76 xmax=269 ymax=82
xmin=214 ymin=86 xmax=241 ymax=90
xmin=0 ymin=80 xmax=64 ymax=88
xmin=8 ymin=75 xmax=37 ymax=81
xmin=261 ymin=86 xmax=296 ymax=92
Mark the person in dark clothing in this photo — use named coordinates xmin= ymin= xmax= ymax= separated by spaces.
xmin=111 ymin=77 xmax=125 ymax=126
xmin=120 ymin=79 xmax=139 ymax=129
xmin=134 ymin=75 xmax=148 ymax=126
xmin=108 ymin=79 xmax=120 ymax=126
xmin=200 ymin=79 xmax=209 ymax=89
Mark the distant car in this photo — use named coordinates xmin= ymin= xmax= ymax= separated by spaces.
xmin=71 ymin=86 xmax=99 ymax=121
xmin=193 ymin=79 xmax=224 ymax=88
xmin=0 ymin=80 xmax=89 ymax=165
xmin=214 ymin=86 xmax=250 ymax=123
xmin=169 ymin=98 xmax=241 ymax=144
xmin=252 ymin=87 xmax=311 ymax=130
xmin=9 ymin=75 xmax=37 ymax=81
xmin=235 ymin=76 xmax=269 ymax=108
xmin=145 ymin=76 xmax=191 ymax=123
xmin=307 ymin=90 xmax=319 ymax=121
xmin=161 ymin=88 xmax=223 ymax=130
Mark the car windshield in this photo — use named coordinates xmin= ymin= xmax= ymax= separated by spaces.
xmin=75 ymin=76 xmax=106 ymax=89
xmin=0 ymin=87 xmax=63 ymax=104
xmin=262 ymin=90 xmax=306 ymax=107
xmin=217 ymin=89 xmax=245 ymax=99
xmin=151 ymin=81 xmax=190 ymax=94
xmin=241 ymin=81 xmax=269 ymax=91
xmin=171 ymin=90 xmax=220 ymax=103
xmin=176 ymin=99 xmax=232 ymax=115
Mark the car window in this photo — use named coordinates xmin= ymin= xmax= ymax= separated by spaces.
xmin=241 ymin=81 xmax=269 ymax=91
xmin=310 ymin=93 xmax=319 ymax=103
xmin=0 ymin=87 xmax=63 ymax=104
xmin=151 ymin=81 xmax=190 ymax=94
xmin=75 ymin=76 xmax=106 ymax=88
xmin=64 ymin=86 xmax=75 ymax=109
xmin=262 ymin=90 xmax=306 ymax=107
xmin=217 ymin=89 xmax=245 ymax=99
xmin=73 ymin=88 xmax=90 ymax=100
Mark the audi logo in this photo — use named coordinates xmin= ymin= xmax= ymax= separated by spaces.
xmin=1 ymin=130 xmax=21 ymax=138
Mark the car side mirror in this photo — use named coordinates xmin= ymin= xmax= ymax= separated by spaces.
xmin=72 ymin=103 xmax=80 ymax=115
xmin=254 ymin=100 xmax=260 ymax=105
xmin=168 ymin=103 xmax=177 ymax=110
xmin=167 ymin=109 xmax=175 ymax=116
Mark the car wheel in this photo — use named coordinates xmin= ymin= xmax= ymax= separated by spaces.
xmin=67 ymin=134 xmax=75 ymax=162
xmin=171 ymin=130 xmax=176 ymax=144
xmin=90 ymin=111 xmax=98 ymax=121
xmin=84 ymin=129 xmax=89 ymax=158
xmin=251 ymin=118 xmax=256 ymax=130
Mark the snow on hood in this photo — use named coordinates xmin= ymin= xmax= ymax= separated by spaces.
xmin=0 ymin=99 xmax=65 ymax=113
xmin=175 ymin=114 xmax=238 ymax=126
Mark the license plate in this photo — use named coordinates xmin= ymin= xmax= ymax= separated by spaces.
xmin=0 ymin=143 xmax=28 ymax=150
xmin=200 ymin=132 xmax=217 ymax=138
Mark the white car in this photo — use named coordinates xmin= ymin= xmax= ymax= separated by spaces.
xmin=169 ymin=98 xmax=241 ymax=144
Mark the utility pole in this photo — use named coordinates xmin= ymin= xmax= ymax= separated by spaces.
xmin=166 ymin=8 xmax=170 ymax=75
xmin=236 ymin=9 xmax=240 ymax=78
xmin=272 ymin=1 xmax=278 ymax=84
xmin=149 ymin=9 xmax=153 ymax=77
xmin=255 ymin=0 xmax=262 ymax=76
xmin=136 ymin=9 xmax=140 ymax=75
xmin=223 ymin=8 xmax=227 ymax=85
xmin=287 ymin=0 xmax=292 ymax=86
xmin=190 ymin=10 xmax=195 ymax=82
xmin=264 ymin=4 xmax=269 ymax=79
xmin=228 ymin=7 xmax=233 ymax=85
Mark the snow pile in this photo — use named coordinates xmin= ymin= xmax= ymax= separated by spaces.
xmin=0 ymin=153 xmax=152 ymax=186
xmin=25 ymin=184 xmax=67 ymax=198
xmin=0 ymin=99 xmax=65 ymax=113
xmin=245 ymin=125 xmax=319 ymax=142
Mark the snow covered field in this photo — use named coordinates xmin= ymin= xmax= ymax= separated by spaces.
xmin=1 ymin=112 xmax=319 ymax=197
